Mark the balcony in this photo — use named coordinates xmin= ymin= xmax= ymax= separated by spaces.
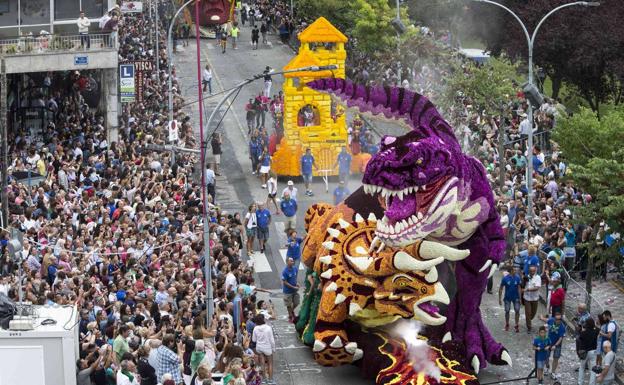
xmin=0 ymin=33 xmax=116 ymax=55
xmin=0 ymin=33 xmax=118 ymax=74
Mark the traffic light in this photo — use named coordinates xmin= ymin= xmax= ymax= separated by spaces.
xmin=391 ymin=17 xmax=406 ymax=35
xmin=522 ymin=82 xmax=544 ymax=109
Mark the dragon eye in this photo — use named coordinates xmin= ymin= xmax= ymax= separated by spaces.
xmin=416 ymin=158 xmax=423 ymax=165
xmin=399 ymin=281 xmax=406 ymax=287
xmin=420 ymin=286 xmax=428 ymax=294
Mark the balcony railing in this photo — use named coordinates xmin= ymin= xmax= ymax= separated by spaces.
xmin=0 ymin=33 xmax=117 ymax=56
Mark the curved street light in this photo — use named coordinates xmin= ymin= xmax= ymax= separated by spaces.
xmin=471 ymin=0 xmax=599 ymax=221
xmin=168 ymin=0 xmax=196 ymax=123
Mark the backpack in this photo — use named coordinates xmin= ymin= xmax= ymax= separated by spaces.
xmin=610 ymin=320 xmax=621 ymax=353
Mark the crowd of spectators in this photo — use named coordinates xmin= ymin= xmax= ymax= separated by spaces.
xmin=0 ymin=4 xmax=278 ymax=385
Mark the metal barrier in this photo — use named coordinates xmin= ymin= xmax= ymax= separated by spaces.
xmin=505 ymin=130 xmax=552 ymax=152
xmin=0 ymin=33 xmax=116 ymax=55
xmin=536 ymin=250 xmax=605 ymax=324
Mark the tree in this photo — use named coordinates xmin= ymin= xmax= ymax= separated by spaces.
xmin=553 ymin=107 xmax=624 ymax=304
xmin=294 ymin=0 xmax=400 ymax=54
xmin=467 ymin=0 xmax=624 ymax=112
xmin=440 ymin=56 xmax=519 ymax=117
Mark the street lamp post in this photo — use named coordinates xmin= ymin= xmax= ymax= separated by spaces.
xmin=395 ymin=0 xmax=401 ymax=86
xmin=202 ymin=65 xmax=337 ymax=324
xmin=472 ymin=0 xmax=599 ymax=221
xmin=168 ymin=0 xmax=196 ymax=123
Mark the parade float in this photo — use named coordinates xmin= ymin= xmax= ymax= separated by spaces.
xmin=272 ymin=18 xmax=370 ymax=177
xmin=295 ymin=76 xmax=512 ymax=384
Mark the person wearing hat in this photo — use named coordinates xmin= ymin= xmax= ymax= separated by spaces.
xmin=282 ymin=180 xmax=298 ymax=200
xmin=548 ymin=271 xmax=565 ymax=317
xmin=333 ymin=180 xmax=350 ymax=205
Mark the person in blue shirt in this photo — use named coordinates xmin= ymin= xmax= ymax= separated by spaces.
xmin=524 ymin=245 xmax=540 ymax=276
xmin=333 ymin=146 xmax=352 ymax=183
xmin=255 ymin=202 xmax=271 ymax=253
xmin=280 ymin=191 xmax=297 ymax=231
xmin=300 ymin=148 xmax=318 ymax=196
xmin=333 ymin=180 xmax=350 ymax=205
xmin=564 ymin=222 xmax=576 ymax=247
xmin=498 ymin=267 xmax=522 ymax=332
xmin=542 ymin=312 xmax=565 ymax=380
xmin=249 ymin=134 xmax=262 ymax=174
xmin=533 ymin=326 xmax=551 ymax=385
xmin=47 ymin=256 xmax=58 ymax=286
xmin=285 ymin=229 xmax=303 ymax=268
xmin=281 ymin=257 xmax=300 ymax=323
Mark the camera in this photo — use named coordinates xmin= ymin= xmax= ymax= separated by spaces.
xmin=591 ymin=365 xmax=603 ymax=374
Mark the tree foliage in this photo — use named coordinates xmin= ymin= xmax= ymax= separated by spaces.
xmin=440 ymin=56 xmax=520 ymax=117
xmin=467 ymin=0 xmax=624 ymax=112
xmin=294 ymin=0 xmax=400 ymax=54
xmin=554 ymin=107 xmax=624 ymax=269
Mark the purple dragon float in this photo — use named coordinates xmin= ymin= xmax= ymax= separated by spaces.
xmin=300 ymin=78 xmax=512 ymax=376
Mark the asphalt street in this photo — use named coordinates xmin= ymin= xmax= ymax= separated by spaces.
xmin=173 ymin=24 xmax=582 ymax=385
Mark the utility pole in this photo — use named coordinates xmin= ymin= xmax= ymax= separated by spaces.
xmin=155 ymin=0 xmax=160 ymax=75
xmin=1 ymin=58 xmax=7 ymax=228
xmin=498 ymin=107 xmax=506 ymax=191
xmin=395 ymin=0 xmax=401 ymax=86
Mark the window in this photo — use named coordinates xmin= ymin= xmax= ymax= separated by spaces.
xmin=55 ymin=0 xmax=80 ymax=20
xmin=309 ymin=42 xmax=336 ymax=51
xmin=21 ymin=0 xmax=49 ymax=25
xmin=292 ymin=77 xmax=303 ymax=91
xmin=297 ymin=104 xmax=320 ymax=127
xmin=55 ymin=0 xmax=105 ymax=21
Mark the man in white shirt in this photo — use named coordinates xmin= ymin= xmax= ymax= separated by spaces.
xmin=202 ymin=65 xmax=212 ymax=94
xmin=523 ymin=265 xmax=541 ymax=332
xmin=519 ymin=113 xmax=532 ymax=136
xmin=77 ymin=11 xmax=91 ymax=49
xmin=225 ymin=264 xmax=238 ymax=293
xmin=281 ymin=180 xmax=298 ymax=200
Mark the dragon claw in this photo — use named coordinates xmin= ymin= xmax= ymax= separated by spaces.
xmin=487 ymin=263 xmax=498 ymax=279
xmin=329 ymin=335 xmax=343 ymax=348
xmin=314 ymin=335 xmax=362 ymax=366
xmin=478 ymin=260 xmax=492 ymax=273
xmin=501 ymin=350 xmax=512 ymax=367
xmin=471 ymin=355 xmax=480 ymax=374
xmin=313 ymin=340 xmax=326 ymax=352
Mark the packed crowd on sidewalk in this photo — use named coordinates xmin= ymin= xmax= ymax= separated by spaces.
xmin=0 ymin=5 xmax=288 ymax=385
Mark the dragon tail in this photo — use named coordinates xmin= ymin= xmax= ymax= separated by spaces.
xmin=306 ymin=78 xmax=460 ymax=150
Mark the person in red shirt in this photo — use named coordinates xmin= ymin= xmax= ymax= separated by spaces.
xmin=549 ymin=271 xmax=565 ymax=317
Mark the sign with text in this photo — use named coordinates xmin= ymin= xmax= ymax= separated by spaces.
xmin=121 ymin=1 xmax=143 ymax=13
xmin=74 ymin=55 xmax=88 ymax=65
xmin=131 ymin=60 xmax=154 ymax=103
xmin=119 ymin=64 xmax=135 ymax=103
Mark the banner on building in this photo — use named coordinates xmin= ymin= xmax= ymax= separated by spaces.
xmin=119 ymin=64 xmax=135 ymax=103
xmin=132 ymin=60 xmax=154 ymax=103
xmin=121 ymin=1 xmax=143 ymax=13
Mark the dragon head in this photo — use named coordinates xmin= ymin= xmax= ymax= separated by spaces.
xmin=362 ymin=131 xmax=461 ymax=247
xmin=373 ymin=268 xmax=449 ymax=326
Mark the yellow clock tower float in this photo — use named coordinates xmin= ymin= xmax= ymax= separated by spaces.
xmin=271 ymin=17 xmax=348 ymax=177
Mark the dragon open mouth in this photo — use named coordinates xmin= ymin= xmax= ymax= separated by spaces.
xmin=363 ymin=176 xmax=459 ymax=244
xmin=373 ymin=279 xmax=449 ymax=326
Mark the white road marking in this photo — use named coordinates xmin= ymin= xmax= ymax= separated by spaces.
xmin=248 ymin=251 xmax=272 ymax=273
xmin=279 ymin=248 xmax=305 ymax=270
